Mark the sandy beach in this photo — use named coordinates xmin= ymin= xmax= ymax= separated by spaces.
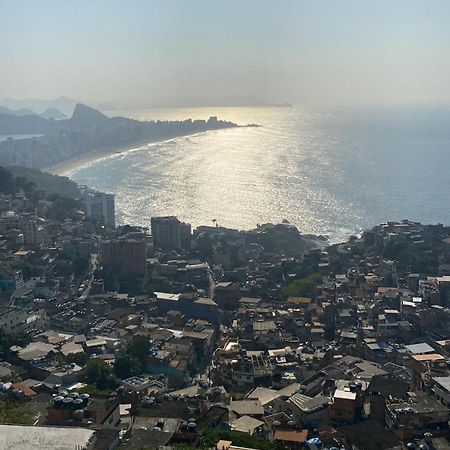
xmin=45 ymin=130 xmax=217 ymax=177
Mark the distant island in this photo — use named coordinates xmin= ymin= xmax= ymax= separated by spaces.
xmin=0 ymin=103 xmax=247 ymax=170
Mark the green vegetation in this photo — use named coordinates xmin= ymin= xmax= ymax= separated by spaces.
xmin=137 ymin=429 xmax=282 ymax=450
xmin=200 ymin=429 xmax=282 ymax=450
xmin=114 ymin=335 xmax=150 ymax=379
xmin=0 ymin=330 xmax=31 ymax=362
xmin=0 ymin=166 xmax=83 ymax=221
xmin=114 ymin=354 xmax=142 ymax=379
xmin=83 ymin=358 xmax=120 ymax=392
xmin=78 ymin=384 xmax=118 ymax=396
xmin=282 ymin=272 xmax=322 ymax=299
xmin=0 ymin=400 xmax=34 ymax=425
xmin=247 ymin=223 xmax=306 ymax=256
xmin=66 ymin=351 xmax=89 ymax=367
xmin=0 ymin=166 xmax=35 ymax=195
xmin=383 ymin=238 xmax=439 ymax=274
xmin=7 ymin=165 xmax=81 ymax=198
xmin=53 ymin=253 xmax=89 ymax=278
xmin=46 ymin=194 xmax=83 ymax=222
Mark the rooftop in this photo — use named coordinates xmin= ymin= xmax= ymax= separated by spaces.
xmin=433 ymin=376 xmax=450 ymax=393
xmin=229 ymin=400 xmax=264 ymax=417
xmin=405 ymin=343 xmax=435 ymax=354
xmin=334 ymin=389 xmax=357 ymax=400
xmin=0 ymin=424 xmax=95 ymax=450
xmin=273 ymin=429 xmax=308 ymax=443
xmin=230 ymin=415 xmax=264 ymax=434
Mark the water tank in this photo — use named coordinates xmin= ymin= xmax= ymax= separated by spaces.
xmin=288 ymin=420 xmax=296 ymax=428
xmin=180 ymin=421 xmax=188 ymax=430
xmin=188 ymin=422 xmax=197 ymax=431
xmin=272 ymin=420 xmax=281 ymax=427
xmin=73 ymin=398 xmax=84 ymax=407
xmin=79 ymin=394 xmax=90 ymax=405
xmin=53 ymin=396 xmax=64 ymax=408
xmin=62 ymin=397 xmax=74 ymax=408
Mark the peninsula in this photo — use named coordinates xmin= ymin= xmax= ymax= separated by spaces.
xmin=0 ymin=103 xmax=244 ymax=171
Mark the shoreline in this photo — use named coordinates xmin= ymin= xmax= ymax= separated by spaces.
xmin=45 ymin=128 xmax=233 ymax=176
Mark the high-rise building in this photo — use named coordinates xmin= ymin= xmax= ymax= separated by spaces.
xmin=151 ymin=216 xmax=191 ymax=250
xmin=82 ymin=189 xmax=115 ymax=228
xmin=100 ymin=238 xmax=146 ymax=277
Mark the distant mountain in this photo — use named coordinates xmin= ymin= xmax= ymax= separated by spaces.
xmin=0 ymin=112 xmax=52 ymax=135
xmin=0 ymin=105 xmax=37 ymax=116
xmin=0 ymin=96 xmax=77 ymax=115
xmin=70 ymin=103 xmax=110 ymax=128
xmin=0 ymin=105 xmax=67 ymax=120
xmin=40 ymin=107 xmax=67 ymax=120
xmin=0 ymin=101 xmax=240 ymax=169
xmin=0 ymin=102 xmax=109 ymax=134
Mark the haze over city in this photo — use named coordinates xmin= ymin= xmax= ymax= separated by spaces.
xmin=2 ymin=0 xmax=450 ymax=108
xmin=1 ymin=2 xmax=450 ymax=450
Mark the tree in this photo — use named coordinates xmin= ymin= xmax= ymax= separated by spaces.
xmin=47 ymin=194 xmax=82 ymax=221
xmin=114 ymin=354 xmax=142 ymax=379
xmin=67 ymin=352 xmax=89 ymax=367
xmin=0 ymin=167 xmax=16 ymax=194
xmin=83 ymin=358 xmax=119 ymax=391
xmin=0 ymin=330 xmax=31 ymax=362
xmin=113 ymin=335 xmax=150 ymax=379
xmin=53 ymin=258 xmax=73 ymax=277
xmin=14 ymin=176 xmax=35 ymax=194
xmin=126 ymin=335 xmax=150 ymax=367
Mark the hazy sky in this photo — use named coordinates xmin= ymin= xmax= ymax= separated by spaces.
xmin=1 ymin=0 xmax=450 ymax=107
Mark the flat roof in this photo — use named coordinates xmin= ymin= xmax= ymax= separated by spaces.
xmin=154 ymin=292 xmax=181 ymax=301
xmin=334 ymin=389 xmax=357 ymax=400
xmin=405 ymin=343 xmax=435 ymax=354
xmin=412 ymin=353 xmax=445 ymax=362
xmin=0 ymin=424 xmax=95 ymax=450
xmin=273 ymin=429 xmax=308 ymax=443
xmin=433 ymin=376 xmax=450 ymax=393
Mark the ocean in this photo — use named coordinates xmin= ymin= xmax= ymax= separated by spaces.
xmin=66 ymin=106 xmax=450 ymax=243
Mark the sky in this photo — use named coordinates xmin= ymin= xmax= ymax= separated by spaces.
xmin=1 ymin=0 xmax=450 ymax=108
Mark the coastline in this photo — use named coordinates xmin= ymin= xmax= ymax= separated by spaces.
xmin=45 ymin=128 xmax=232 ymax=177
